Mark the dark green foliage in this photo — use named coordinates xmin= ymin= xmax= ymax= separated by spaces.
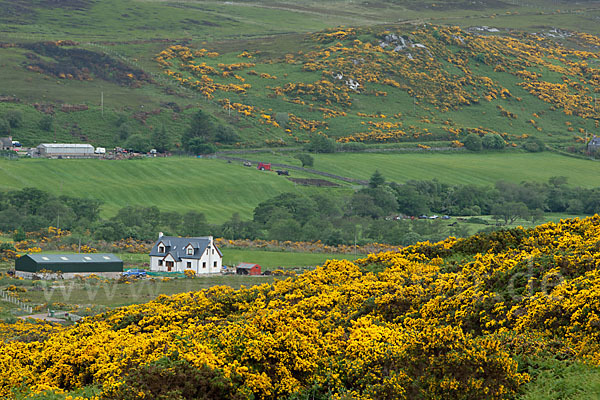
xmin=339 ymin=142 xmax=367 ymax=152
xmin=183 ymin=109 xmax=215 ymax=150
xmin=151 ymin=124 xmax=171 ymax=152
xmin=215 ymin=125 xmax=240 ymax=144
xmin=3 ymin=110 xmax=22 ymax=128
xmin=38 ymin=115 xmax=53 ymax=132
xmin=294 ymin=153 xmax=314 ymax=167
xmin=125 ymin=134 xmax=151 ymax=153
xmin=0 ymin=118 xmax=10 ymax=135
xmin=305 ymin=135 xmax=336 ymax=153
xmin=482 ymin=134 xmax=506 ymax=150
xmin=463 ymin=133 xmax=483 ymax=151
xmin=368 ymin=170 xmax=385 ymax=188
xmin=188 ymin=139 xmax=217 ymax=154
xmin=523 ymin=137 xmax=545 ymax=152
xmin=105 ymin=356 xmax=242 ymax=400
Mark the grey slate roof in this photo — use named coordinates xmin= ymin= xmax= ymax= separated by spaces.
xmin=589 ymin=137 xmax=600 ymax=147
xmin=26 ymin=253 xmax=122 ymax=263
xmin=149 ymin=236 xmax=221 ymax=261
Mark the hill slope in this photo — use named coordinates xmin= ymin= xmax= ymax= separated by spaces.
xmin=1 ymin=1 xmax=600 ymax=151
xmin=3 ymin=216 xmax=600 ymax=398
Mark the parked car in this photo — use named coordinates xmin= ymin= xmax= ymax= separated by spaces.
xmin=122 ymin=268 xmax=147 ymax=278
xmin=442 ymin=215 xmax=451 ymax=220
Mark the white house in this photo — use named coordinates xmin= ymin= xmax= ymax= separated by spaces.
xmin=149 ymin=234 xmax=222 ymax=274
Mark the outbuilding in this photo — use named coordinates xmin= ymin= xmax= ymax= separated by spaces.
xmin=31 ymin=143 xmax=95 ymax=158
xmin=15 ymin=253 xmax=123 ymax=279
xmin=235 ymin=263 xmax=262 ymax=276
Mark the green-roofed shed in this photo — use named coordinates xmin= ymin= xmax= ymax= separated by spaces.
xmin=15 ymin=253 xmax=123 ymax=278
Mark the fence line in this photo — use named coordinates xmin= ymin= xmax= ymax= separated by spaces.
xmin=0 ymin=290 xmax=33 ymax=314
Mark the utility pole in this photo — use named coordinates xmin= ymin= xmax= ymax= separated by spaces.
xmin=228 ymin=99 xmax=231 ymax=117
xmin=101 ymin=91 xmax=104 ymax=117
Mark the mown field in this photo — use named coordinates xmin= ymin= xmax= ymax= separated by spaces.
xmin=242 ymin=150 xmax=600 ymax=187
xmin=0 ymin=157 xmax=348 ymax=222
xmin=1 ymin=152 xmax=598 ymax=222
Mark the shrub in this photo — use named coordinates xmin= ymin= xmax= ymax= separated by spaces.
xmin=3 ymin=110 xmax=23 ymax=128
xmin=0 ymin=118 xmax=10 ymax=135
xmin=463 ymin=133 xmax=483 ymax=151
xmin=305 ymin=134 xmax=336 ymax=153
xmin=294 ymin=153 xmax=314 ymax=167
xmin=339 ymin=142 xmax=367 ymax=152
xmin=104 ymin=356 xmax=243 ymax=400
xmin=39 ymin=115 xmax=53 ymax=132
xmin=482 ymin=134 xmax=506 ymax=150
xmin=523 ymin=138 xmax=545 ymax=152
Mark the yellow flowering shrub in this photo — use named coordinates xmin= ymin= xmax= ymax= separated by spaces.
xmin=6 ymin=217 xmax=600 ymax=398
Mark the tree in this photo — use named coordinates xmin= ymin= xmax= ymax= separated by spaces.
xmin=215 ymin=125 xmax=239 ymax=144
xmin=463 ymin=134 xmax=482 ymax=151
xmin=125 ymin=134 xmax=151 ymax=153
xmin=180 ymin=211 xmax=209 ymax=237
xmin=305 ymin=135 xmax=336 ymax=153
xmin=482 ymin=134 xmax=506 ymax=150
xmin=39 ymin=115 xmax=53 ymax=132
xmin=294 ymin=153 xmax=314 ymax=167
xmin=187 ymin=138 xmax=216 ymax=155
xmin=0 ymin=119 xmax=10 ymax=135
xmin=3 ymin=110 xmax=22 ymax=128
xmin=369 ymin=170 xmax=385 ymax=188
xmin=491 ymin=201 xmax=529 ymax=225
xmin=183 ymin=109 xmax=216 ymax=151
xmin=523 ymin=137 xmax=545 ymax=152
xmin=152 ymin=124 xmax=171 ymax=153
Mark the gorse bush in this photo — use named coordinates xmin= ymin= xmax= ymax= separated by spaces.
xmin=5 ymin=217 xmax=600 ymax=398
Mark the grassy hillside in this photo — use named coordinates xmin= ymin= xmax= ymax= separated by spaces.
xmin=3 ymin=217 xmax=600 ymax=398
xmin=1 ymin=1 xmax=600 ymax=150
xmin=0 ymin=157 xmax=348 ymax=222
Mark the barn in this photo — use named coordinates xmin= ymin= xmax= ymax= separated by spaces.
xmin=235 ymin=263 xmax=262 ymax=276
xmin=15 ymin=253 xmax=123 ymax=279
xmin=31 ymin=143 xmax=95 ymax=158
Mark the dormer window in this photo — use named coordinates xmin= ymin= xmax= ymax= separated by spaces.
xmin=158 ymin=245 xmax=165 ymax=253
xmin=187 ymin=247 xmax=193 ymax=255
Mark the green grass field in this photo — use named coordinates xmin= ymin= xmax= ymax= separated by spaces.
xmin=2 ymin=152 xmax=598 ymax=223
xmin=241 ymin=150 xmax=600 ymax=187
xmin=119 ymin=248 xmax=361 ymax=270
xmin=0 ymin=157 xmax=349 ymax=222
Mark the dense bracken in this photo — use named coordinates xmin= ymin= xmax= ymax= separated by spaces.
xmin=3 ymin=216 xmax=600 ymax=398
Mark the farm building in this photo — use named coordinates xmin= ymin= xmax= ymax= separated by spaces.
xmin=235 ymin=263 xmax=262 ymax=276
xmin=15 ymin=253 xmax=123 ymax=279
xmin=149 ymin=234 xmax=222 ymax=274
xmin=0 ymin=136 xmax=12 ymax=150
xmin=30 ymin=143 xmax=95 ymax=158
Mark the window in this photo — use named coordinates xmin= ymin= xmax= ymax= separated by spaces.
xmin=158 ymin=246 xmax=165 ymax=253
xmin=187 ymin=247 xmax=193 ymax=255
xmin=42 ymin=256 xmax=49 ymax=261
xmin=202 ymin=262 xmax=206 ymax=269
xmin=187 ymin=261 xmax=191 ymax=268
xmin=212 ymin=249 xmax=214 ymax=255
xmin=60 ymin=256 xmax=69 ymax=260
xmin=158 ymin=259 xmax=163 ymax=266
xmin=103 ymin=256 xmax=111 ymax=260
xmin=213 ymin=261 xmax=217 ymax=268
xmin=84 ymin=256 xmax=92 ymax=261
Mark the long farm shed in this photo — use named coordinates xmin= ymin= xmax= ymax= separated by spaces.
xmin=15 ymin=253 xmax=123 ymax=279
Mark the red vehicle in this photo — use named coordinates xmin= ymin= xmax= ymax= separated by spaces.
xmin=257 ymin=162 xmax=271 ymax=171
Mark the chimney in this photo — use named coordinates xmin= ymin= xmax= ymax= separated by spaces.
xmin=158 ymin=232 xmax=163 ymax=239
